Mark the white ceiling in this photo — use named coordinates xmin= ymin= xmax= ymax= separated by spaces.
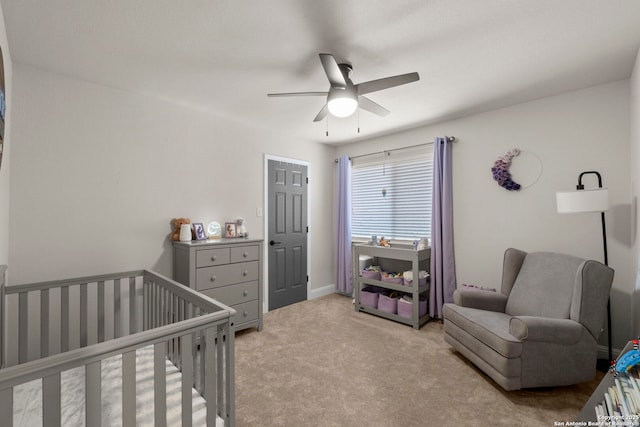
xmin=2 ymin=0 xmax=640 ymax=145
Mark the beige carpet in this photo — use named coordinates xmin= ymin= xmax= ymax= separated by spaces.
xmin=234 ymin=294 xmax=603 ymax=426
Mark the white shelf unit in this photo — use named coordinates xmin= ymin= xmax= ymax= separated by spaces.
xmin=352 ymin=244 xmax=430 ymax=329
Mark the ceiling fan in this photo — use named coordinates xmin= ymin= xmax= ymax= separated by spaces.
xmin=268 ymin=53 xmax=420 ymax=122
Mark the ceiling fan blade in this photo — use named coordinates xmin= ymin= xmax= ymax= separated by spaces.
xmin=358 ymin=96 xmax=390 ymax=117
xmin=313 ymin=104 xmax=329 ymax=122
xmin=267 ymin=92 xmax=328 ymax=97
xmin=356 ymin=72 xmax=420 ymax=95
xmin=319 ymin=53 xmax=347 ymax=88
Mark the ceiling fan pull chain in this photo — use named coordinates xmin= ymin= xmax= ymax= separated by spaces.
xmin=357 ymin=110 xmax=361 ymax=133
xmin=326 ymin=114 xmax=329 ymax=137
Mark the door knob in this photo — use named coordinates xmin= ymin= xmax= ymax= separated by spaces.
xmin=269 ymin=240 xmax=281 ymax=246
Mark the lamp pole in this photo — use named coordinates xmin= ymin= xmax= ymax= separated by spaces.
xmin=577 ymin=171 xmax=611 ymax=362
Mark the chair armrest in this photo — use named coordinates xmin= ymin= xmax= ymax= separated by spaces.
xmin=509 ymin=316 xmax=585 ymax=344
xmin=453 ymin=289 xmax=508 ymax=312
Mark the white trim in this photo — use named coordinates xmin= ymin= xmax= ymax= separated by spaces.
xmin=309 ymin=284 xmax=336 ymax=300
xmin=263 ymin=154 xmax=311 ymax=314
xmin=598 ymin=344 xmax=622 ymax=360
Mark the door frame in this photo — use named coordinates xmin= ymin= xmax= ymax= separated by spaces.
xmin=263 ymin=154 xmax=311 ymax=313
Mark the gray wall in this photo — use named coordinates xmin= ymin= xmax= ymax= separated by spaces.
xmin=8 ymin=65 xmax=335 ymax=301
xmin=337 ymin=80 xmax=633 ymax=353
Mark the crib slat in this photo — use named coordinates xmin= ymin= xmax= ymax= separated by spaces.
xmin=98 ymin=281 xmax=105 ymax=343
xmin=223 ymin=322 xmax=235 ymax=425
xmin=61 ymin=286 xmax=69 ymax=353
xmin=41 ymin=289 xmax=50 ymax=358
xmin=182 ymin=333 xmax=193 ymax=427
xmin=0 ymin=388 xmax=13 ymax=427
xmin=160 ymin=287 xmax=165 ymax=327
xmin=129 ymin=277 xmax=136 ymax=334
xmin=217 ymin=326 xmax=225 ymax=417
xmin=143 ymin=282 xmax=148 ymax=331
xmin=150 ymin=283 xmax=156 ymax=329
xmin=86 ymin=360 xmax=101 ymax=426
xmin=43 ymin=373 xmax=62 ymax=427
xmin=114 ymin=279 xmax=121 ymax=338
xmin=205 ymin=327 xmax=217 ymax=426
xmin=80 ymin=283 xmax=88 ymax=348
xmin=154 ymin=342 xmax=167 ymax=427
xmin=168 ymin=295 xmax=175 ymax=360
xmin=122 ymin=350 xmax=136 ymax=426
xmin=18 ymin=292 xmax=28 ymax=364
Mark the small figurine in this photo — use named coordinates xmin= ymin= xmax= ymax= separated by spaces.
xmin=236 ymin=217 xmax=248 ymax=238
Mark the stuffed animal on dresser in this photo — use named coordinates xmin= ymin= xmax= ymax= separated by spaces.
xmin=171 ymin=218 xmax=191 ymax=241
xmin=236 ymin=217 xmax=248 ymax=237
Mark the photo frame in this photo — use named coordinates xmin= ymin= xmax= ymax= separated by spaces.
xmin=193 ymin=222 xmax=207 ymax=240
xmin=224 ymin=222 xmax=237 ymax=238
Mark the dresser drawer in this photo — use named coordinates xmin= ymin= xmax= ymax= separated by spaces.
xmin=195 ymin=261 xmax=259 ymax=290
xmin=196 ymin=248 xmax=230 ymax=267
xmin=232 ymin=300 xmax=260 ymax=324
xmin=230 ymin=245 xmax=259 ymax=263
xmin=202 ymin=281 xmax=258 ymax=306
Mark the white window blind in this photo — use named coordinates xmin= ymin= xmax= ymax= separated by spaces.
xmin=351 ymin=150 xmax=432 ymax=240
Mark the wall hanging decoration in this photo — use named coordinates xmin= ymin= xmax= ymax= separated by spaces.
xmin=491 ymin=149 xmax=543 ymax=191
xmin=491 ymin=148 xmax=522 ymax=191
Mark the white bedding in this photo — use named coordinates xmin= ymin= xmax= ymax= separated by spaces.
xmin=12 ymin=345 xmax=222 ymax=426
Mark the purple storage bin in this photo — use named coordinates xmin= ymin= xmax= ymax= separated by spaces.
xmin=381 ymin=274 xmax=403 ymax=285
xmin=361 ymin=269 xmax=381 ymax=281
xmin=397 ymin=297 xmax=428 ymax=318
xmin=403 ymin=276 xmax=428 ymax=287
xmin=360 ymin=286 xmax=379 ymax=308
xmin=377 ymin=292 xmax=399 ymax=314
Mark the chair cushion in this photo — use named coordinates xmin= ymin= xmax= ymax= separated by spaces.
xmin=505 ymin=251 xmax=583 ymax=318
xmin=443 ymin=303 xmax=521 ymax=358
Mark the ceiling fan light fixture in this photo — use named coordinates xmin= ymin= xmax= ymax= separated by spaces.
xmin=327 ymin=91 xmax=358 ymax=118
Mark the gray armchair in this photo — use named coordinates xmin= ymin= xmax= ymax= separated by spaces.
xmin=443 ymin=248 xmax=614 ymax=390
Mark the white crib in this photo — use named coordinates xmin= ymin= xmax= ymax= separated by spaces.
xmin=0 ymin=265 xmax=235 ymax=426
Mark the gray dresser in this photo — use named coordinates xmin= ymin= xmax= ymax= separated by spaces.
xmin=173 ymin=238 xmax=263 ymax=331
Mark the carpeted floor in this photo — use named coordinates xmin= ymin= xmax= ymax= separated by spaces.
xmin=234 ymin=293 xmax=603 ymax=426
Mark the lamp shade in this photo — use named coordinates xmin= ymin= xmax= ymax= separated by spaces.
xmin=327 ymin=90 xmax=358 ymax=118
xmin=556 ymin=188 xmax=609 ymax=213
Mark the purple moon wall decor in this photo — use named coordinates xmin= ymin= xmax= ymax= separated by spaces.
xmin=491 ymin=149 xmax=521 ymax=191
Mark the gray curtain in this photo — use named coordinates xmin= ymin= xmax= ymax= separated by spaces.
xmin=336 ymin=156 xmax=353 ymax=295
xmin=430 ymin=137 xmax=456 ymax=318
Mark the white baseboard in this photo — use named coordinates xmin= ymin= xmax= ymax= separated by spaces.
xmin=309 ymin=283 xmax=336 ymax=300
xmin=598 ymin=344 xmax=622 ymax=361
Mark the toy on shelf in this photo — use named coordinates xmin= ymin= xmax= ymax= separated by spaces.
xmin=379 ymin=237 xmax=391 ymax=247
xmin=614 ymin=339 xmax=640 ymax=374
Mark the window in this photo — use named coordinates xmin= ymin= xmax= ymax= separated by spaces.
xmin=351 ymin=149 xmax=432 ymax=241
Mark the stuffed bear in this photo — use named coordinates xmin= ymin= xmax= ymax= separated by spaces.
xmin=171 ymin=218 xmax=191 ymax=241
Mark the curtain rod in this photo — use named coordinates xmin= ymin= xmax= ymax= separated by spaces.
xmin=334 ymin=136 xmax=456 ymax=163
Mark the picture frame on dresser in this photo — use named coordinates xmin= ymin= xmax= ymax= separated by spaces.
xmin=225 ymin=223 xmax=237 ymax=238
xmin=193 ymin=222 xmax=206 ymax=240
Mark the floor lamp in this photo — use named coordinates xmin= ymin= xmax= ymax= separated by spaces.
xmin=556 ymin=171 xmax=611 ymax=369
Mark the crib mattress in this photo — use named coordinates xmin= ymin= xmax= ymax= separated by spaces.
xmin=12 ymin=345 xmax=223 ymax=427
